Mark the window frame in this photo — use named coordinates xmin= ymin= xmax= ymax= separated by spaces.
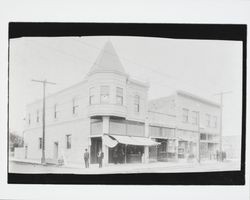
xmin=213 ymin=116 xmax=217 ymax=128
xmin=36 ymin=110 xmax=39 ymax=123
xmin=72 ymin=98 xmax=79 ymax=115
xmin=192 ymin=111 xmax=198 ymax=125
xmin=28 ymin=113 xmax=31 ymax=125
xmin=159 ymin=141 xmax=167 ymax=153
xmin=89 ymin=87 xmax=95 ymax=105
xmin=54 ymin=104 xmax=58 ymax=119
xmin=134 ymin=95 xmax=140 ymax=113
xmin=66 ymin=134 xmax=72 ymax=149
xmin=116 ymin=87 xmax=123 ymax=105
xmin=100 ymin=85 xmax=110 ymax=104
xmin=206 ymin=114 xmax=211 ymax=127
xmin=182 ymin=108 xmax=189 ymax=123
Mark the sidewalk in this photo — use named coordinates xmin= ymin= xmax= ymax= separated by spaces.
xmin=9 ymin=157 xmax=239 ymax=174
xmin=9 ymin=157 xmax=42 ymax=165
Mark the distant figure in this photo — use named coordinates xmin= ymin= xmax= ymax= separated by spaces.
xmin=97 ymin=150 xmax=104 ymax=168
xmin=222 ymin=151 xmax=226 ymax=162
xmin=84 ymin=148 xmax=90 ymax=168
xmin=216 ymin=150 xmax=219 ymax=161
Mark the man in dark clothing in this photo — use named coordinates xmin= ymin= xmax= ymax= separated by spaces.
xmin=84 ymin=148 xmax=90 ymax=168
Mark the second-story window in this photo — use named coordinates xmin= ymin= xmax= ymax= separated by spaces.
xmin=116 ymin=87 xmax=123 ymax=105
xmin=100 ymin=86 xmax=110 ymax=104
xmin=182 ymin=108 xmax=189 ymax=123
xmin=72 ymin=98 xmax=79 ymax=115
xmin=192 ymin=111 xmax=198 ymax=125
xmin=200 ymin=133 xmax=207 ymax=140
xmin=36 ymin=110 xmax=39 ymax=123
xmin=54 ymin=104 xmax=58 ymax=119
xmin=206 ymin=114 xmax=211 ymax=127
xmin=28 ymin=113 xmax=31 ymax=125
xmin=134 ymin=95 xmax=140 ymax=112
xmin=213 ymin=116 xmax=217 ymax=128
xmin=89 ymin=87 xmax=95 ymax=105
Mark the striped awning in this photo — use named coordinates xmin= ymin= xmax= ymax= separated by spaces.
xmin=103 ymin=135 xmax=118 ymax=148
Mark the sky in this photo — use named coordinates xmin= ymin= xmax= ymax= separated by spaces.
xmin=9 ymin=36 xmax=242 ymax=136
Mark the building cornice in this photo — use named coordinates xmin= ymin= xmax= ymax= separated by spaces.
xmin=176 ymin=90 xmax=221 ymax=108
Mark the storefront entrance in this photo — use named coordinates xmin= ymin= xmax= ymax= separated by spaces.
xmin=108 ymin=144 xmax=144 ymax=164
xmin=200 ymin=142 xmax=218 ymax=160
xmin=90 ymin=137 xmax=102 ymax=164
xmin=149 ymin=139 xmax=177 ymax=162
xmin=178 ymin=140 xmax=196 ymax=160
xmin=109 ymin=143 xmax=125 ymax=164
xmin=158 ymin=139 xmax=176 ymax=161
xmin=126 ymin=145 xmax=144 ymax=163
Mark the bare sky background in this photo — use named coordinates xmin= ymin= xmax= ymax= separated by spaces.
xmin=9 ymin=36 xmax=242 ymax=136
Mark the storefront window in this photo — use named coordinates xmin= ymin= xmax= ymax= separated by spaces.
xmin=158 ymin=141 xmax=167 ymax=153
xmin=167 ymin=140 xmax=176 ymax=153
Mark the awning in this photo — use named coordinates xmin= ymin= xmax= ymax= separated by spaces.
xmin=133 ymin=137 xmax=161 ymax=146
xmin=110 ymin=135 xmax=160 ymax=146
xmin=103 ymin=135 xmax=118 ymax=148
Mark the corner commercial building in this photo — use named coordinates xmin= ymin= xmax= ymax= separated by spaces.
xmin=22 ymin=41 xmax=221 ymax=166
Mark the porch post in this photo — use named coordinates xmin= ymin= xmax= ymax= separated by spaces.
xmin=102 ymin=116 xmax=110 ymax=166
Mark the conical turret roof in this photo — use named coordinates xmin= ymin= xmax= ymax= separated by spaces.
xmin=88 ymin=41 xmax=126 ymax=76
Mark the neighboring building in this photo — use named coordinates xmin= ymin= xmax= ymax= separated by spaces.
xmin=222 ymin=135 xmax=241 ymax=159
xmin=148 ymin=90 xmax=221 ymax=161
xmin=23 ymin=41 xmax=221 ymax=165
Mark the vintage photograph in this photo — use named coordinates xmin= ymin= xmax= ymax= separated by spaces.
xmin=8 ymin=24 xmax=244 ymax=181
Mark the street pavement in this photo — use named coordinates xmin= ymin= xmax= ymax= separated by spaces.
xmin=8 ymin=158 xmax=241 ymax=174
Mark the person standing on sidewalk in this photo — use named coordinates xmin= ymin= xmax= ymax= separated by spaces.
xmin=84 ymin=148 xmax=90 ymax=168
xmin=97 ymin=150 xmax=104 ymax=168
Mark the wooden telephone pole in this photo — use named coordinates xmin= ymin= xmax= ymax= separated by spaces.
xmin=32 ymin=79 xmax=56 ymax=164
xmin=214 ymin=91 xmax=232 ymax=156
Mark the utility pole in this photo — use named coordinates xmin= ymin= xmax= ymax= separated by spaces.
xmin=32 ymin=79 xmax=56 ymax=164
xmin=197 ymin=111 xmax=200 ymax=163
xmin=214 ymin=91 xmax=232 ymax=159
